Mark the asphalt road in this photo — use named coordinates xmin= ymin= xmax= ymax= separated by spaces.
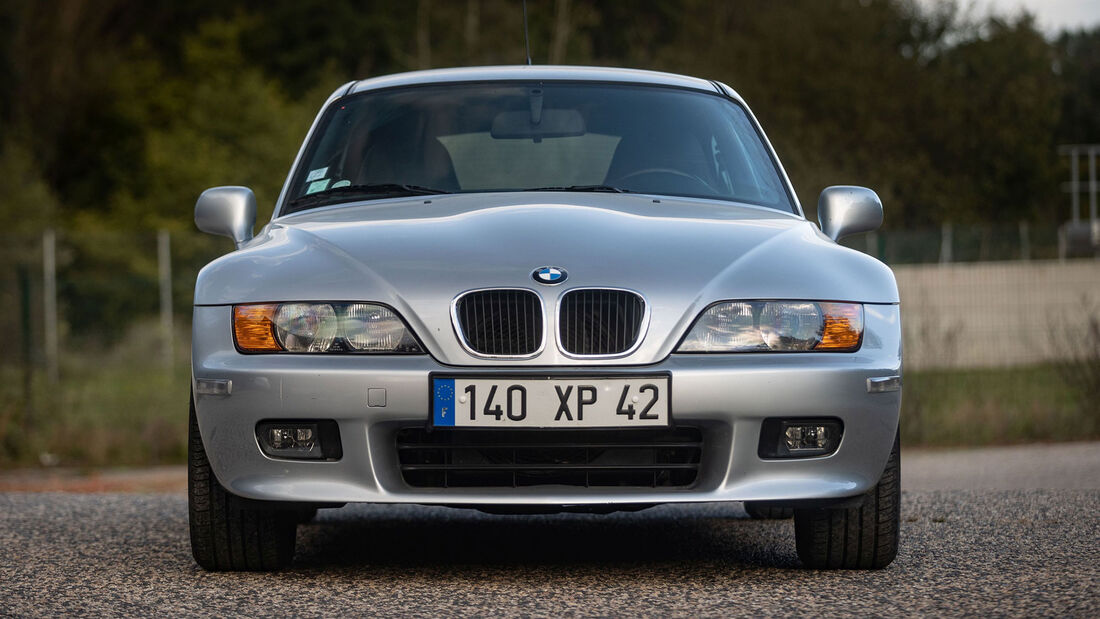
xmin=2 ymin=444 xmax=1098 ymax=617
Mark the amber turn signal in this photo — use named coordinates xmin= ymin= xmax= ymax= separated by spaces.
xmin=816 ymin=302 xmax=863 ymax=351
xmin=233 ymin=304 xmax=282 ymax=352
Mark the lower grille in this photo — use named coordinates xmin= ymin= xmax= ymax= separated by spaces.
xmin=397 ymin=427 xmax=702 ymax=488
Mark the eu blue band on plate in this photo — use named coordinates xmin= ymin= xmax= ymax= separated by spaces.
xmin=433 ymin=378 xmax=456 ymax=426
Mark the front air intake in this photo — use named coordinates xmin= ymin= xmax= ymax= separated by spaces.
xmin=454 ymin=289 xmax=543 ymax=357
xmin=559 ymin=288 xmax=647 ymax=356
xmin=397 ymin=427 xmax=703 ymax=488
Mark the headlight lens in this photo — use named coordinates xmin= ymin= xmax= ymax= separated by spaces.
xmin=677 ymin=301 xmax=863 ymax=352
xmin=341 ymin=303 xmax=421 ymax=352
xmin=759 ymin=302 xmax=822 ymax=351
xmin=233 ymin=302 xmax=422 ymax=353
xmin=273 ymin=303 xmax=338 ymax=352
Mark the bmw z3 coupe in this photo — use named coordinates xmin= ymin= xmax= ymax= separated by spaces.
xmin=190 ymin=65 xmax=901 ymax=571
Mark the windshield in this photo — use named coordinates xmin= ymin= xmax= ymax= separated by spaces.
xmin=282 ymin=82 xmax=795 ymax=215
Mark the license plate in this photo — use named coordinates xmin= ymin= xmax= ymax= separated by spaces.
xmin=431 ymin=376 xmax=670 ymax=428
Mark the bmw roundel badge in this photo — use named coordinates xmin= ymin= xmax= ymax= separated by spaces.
xmin=533 ymin=266 xmax=567 ymax=285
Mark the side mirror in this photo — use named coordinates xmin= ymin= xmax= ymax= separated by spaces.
xmin=195 ymin=186 xmax=257 ymax=249
xmin=817 ymin=186 xmax=883 ymax=241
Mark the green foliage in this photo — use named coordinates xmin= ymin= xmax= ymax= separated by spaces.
xmin=0 ymin=140 xmax=58 ymax=235
xmin=2 ymin=0 xmax=1092 ymax=236
xmin=1055 ymin=28 xmax=1100 ymax=143
xmin=0 ymin=323 xmax=192 ymax=468
xmin=109 ymin=19 xmax=319 ymax=228
xmin=900 ymin=364 xmax=1095 ymax=446
xmin=645 ymin=1 xmax=1066 ymax=226
xmin=50 ymin=19 xmax=334 ymax=337
xmin=0 ymin=139 xmax=59 ymax=346
xmin=236 ymin=0 xmax=418 ymax=91
xmin=917 ymin=16 xmax=1063 ymax=224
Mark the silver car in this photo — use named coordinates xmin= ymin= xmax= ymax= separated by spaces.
xmin=190 ymin=66 xmax=901 ymax=571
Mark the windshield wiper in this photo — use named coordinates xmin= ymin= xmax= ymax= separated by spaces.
xmin=286 ymin=183 xmax=449 ymax=212
xmin=521 ymin=184 xmax=632 ymax=193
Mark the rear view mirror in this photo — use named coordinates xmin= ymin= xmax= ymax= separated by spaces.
xmin=195 ymin=186 xmax=257 ymax=249
xmin=817 ymin=186 xmax=883 ymax=241
xmin=491 ymin=109 xmax=585 ymax=140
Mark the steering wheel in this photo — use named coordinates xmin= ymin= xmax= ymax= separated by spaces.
xmin=611 ymin=168 xmax=717 ymax=194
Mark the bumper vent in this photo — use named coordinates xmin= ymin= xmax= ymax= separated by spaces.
xmin=397 ymin=427 xmax=702 ymax=488
xmin=454 ymin=289 xmax=543 ymax=357
xmin=559 ymin=289 xmax=646 ymax=356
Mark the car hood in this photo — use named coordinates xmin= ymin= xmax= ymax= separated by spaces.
xmin=195 ymin=193 xmax=898 ymax=365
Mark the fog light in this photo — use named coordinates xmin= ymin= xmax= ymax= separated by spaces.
xmin=256 ymin=420 xmax=342 ymax=460
xmin=268 ymin=427 xmax=316 ymax=451
xmin=785 ymin=424 xmax=829 ymax=450
xmin=759 ymin=418 xmax=843 ymax=458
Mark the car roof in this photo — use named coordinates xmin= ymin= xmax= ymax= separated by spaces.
xmin=346 ymin=65 xmax=741 ymax=101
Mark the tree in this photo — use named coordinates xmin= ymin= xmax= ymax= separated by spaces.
xmin=1055 ymin=27 xmax=1100 ymax=144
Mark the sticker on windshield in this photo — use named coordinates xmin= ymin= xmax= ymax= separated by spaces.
xmin=306 ymin=179 xmax=331 ymax=194
xmin=331 ymin=180 xmax=351 ymax=189
xmin=305 ymin=167 xmax=328 ymax=182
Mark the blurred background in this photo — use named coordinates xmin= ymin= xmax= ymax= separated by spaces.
xmin=0 ymin=0 xmax=1097 ymax=470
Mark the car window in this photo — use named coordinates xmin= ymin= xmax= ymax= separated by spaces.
xmin=283 ymin=82 xmax=795 ymax=214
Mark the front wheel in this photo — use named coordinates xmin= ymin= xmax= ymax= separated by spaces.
xmin=188 ymin=394 xmax=297 ymax=571
xmin=793 ymin=432 xmax=900 ymax=569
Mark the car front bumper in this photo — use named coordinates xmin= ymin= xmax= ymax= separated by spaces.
xmin=191 ymin=304 xmax=901 ymax=505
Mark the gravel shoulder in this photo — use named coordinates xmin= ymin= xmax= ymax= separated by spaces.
xmin=903 ymin=441 xmax=1100 ymax=490
xmin=0 ymin=465 xmax=186 ymax=493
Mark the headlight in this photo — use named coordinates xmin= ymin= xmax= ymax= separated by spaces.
xmin=676 ymin=301 xmax=863 ymax=352
xmin=341 ymin=303 xmax=421 ymax=352
xmin=273 ymin=303 xmax=338 ymax=352
xmin=233 ymin=302 xmax=423 ymax=353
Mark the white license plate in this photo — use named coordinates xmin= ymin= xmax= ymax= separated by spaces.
xmin=431 ymin=376 xmax=670 ymax=428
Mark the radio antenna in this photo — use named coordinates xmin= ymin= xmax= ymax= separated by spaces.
xmin=522 ymin=0 xmax=532 ymax=65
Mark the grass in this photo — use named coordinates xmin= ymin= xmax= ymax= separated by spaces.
xmin=0 ymin=323 xmax=1096 ymax=469
xmin=0 ymin=323 xmax=190 ymax=469
xmin=901 ymin=365 xmax=1097 ymax=446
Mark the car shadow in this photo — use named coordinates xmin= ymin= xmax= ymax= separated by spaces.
xmin=292 ymin=503 xmax=801 ymax=572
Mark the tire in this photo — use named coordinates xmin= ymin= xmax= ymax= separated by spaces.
xmin=744 ymin=502 xmax=794 ymax=519
xmin=189 ymin=394 xmax=297 ymax=571
xmin=793 ymin=431 xmax=900 ymax=569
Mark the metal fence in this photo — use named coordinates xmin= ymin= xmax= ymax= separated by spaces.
xmin=897 ymin=260 xmax=1100 ymax=369
xmin=1 ymin=229 xmax=222 ymax=382
xmin=838 ymin=221 xmax=1097 ymax=264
